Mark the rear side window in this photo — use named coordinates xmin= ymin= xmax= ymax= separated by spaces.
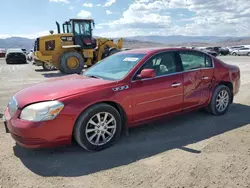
xmin=179 ymin=51 xmax=213 ymax=71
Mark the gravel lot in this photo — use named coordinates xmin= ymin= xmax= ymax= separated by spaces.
xmin=0 ymin=56 xmax=250 ymax=188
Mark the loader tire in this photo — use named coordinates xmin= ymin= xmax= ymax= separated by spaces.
xmin=60 ymin=52 xmax=84 ymax=74
xmin=108 ymin=48 xmax=120 ymax=56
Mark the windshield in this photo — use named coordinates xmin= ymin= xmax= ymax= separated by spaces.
xmin=83 ymin=53 xmax=146 ymax=80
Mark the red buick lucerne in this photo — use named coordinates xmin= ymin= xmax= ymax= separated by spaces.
xmin=3 ymin=48 xmax=240 ymax=151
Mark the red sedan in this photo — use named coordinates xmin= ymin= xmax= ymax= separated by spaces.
xmin=3 ymin=48 xmax=240 ymax=151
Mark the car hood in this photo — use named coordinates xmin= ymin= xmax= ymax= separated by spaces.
xmin=13 ymin=74 xmax=114 ymax=108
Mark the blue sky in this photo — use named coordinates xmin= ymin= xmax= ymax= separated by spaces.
xmin=0 ymin=0 xmax=127 ymax=38
xmin=0 ymin=0 xmax=249 ymax=38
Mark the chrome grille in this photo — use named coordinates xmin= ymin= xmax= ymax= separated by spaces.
xmin=8 ymin=96 xmax=18 ymax=117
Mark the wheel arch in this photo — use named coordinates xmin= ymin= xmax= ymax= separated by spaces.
xmin=71 ymin=100 xmax=128 ymax=141
xmin=213 ymin=81 xmax=234 ymax=103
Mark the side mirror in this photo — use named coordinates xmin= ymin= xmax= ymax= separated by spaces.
xmin=137 ymin=69 xmax=156 ymax=79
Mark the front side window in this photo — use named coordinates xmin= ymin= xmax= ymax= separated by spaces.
xmin=136 ymin=52 xmax=178 ymax=78
xmin=83 ymin=53 xmax=146 ymax=80
xmin=179 ymin=51 xmax=212 ymax=71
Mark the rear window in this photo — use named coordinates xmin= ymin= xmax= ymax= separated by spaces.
xmin=7 ymin=49 xmax=23 ymax=53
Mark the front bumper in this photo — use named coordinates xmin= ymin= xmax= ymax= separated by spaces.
xmin=6 ymin=57 xmax=26 ymax=62
xmin=3 ymin=107 xmax=73 ymax=149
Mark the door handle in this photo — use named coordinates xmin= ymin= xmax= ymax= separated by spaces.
xmin=171 ymin=83 xmax=182 ymax=87
xmin=202 ymin=76 xmax=209 ymax=80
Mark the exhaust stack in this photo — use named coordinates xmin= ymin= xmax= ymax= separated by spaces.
xmin=56 ymin=21 xmax=61 ymax=34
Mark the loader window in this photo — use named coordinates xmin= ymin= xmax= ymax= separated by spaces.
xmin=63 ymin=24 xmax=72 ymax=33
xmin=83 ymin=53 xmax=146 ymax=80
xmin=74 ymin=21 xmax=91 ymax=36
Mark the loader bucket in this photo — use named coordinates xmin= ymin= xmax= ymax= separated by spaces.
xmin=117 ymin=38 xmax=124 ymax=50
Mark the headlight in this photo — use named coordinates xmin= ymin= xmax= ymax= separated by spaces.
xmin=20 ymin=101 xmax=64 ymax=122
xmin=61 ymin=36 xmax=73 ymax=42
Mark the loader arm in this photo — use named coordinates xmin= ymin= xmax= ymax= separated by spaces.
xmin=96 ymin=38 xmax=123 ymax=62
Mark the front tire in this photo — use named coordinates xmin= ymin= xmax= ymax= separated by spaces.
xmin=232 ymin=52 xmax=237 ymax=56
xmin=247 ymin=52 xmax=250 ymax=56
xmin=60 ymin=51 xmax=84 ymax=74
xmin=207 ymin=85 xmax=232 ymax=116
xmin=42 ymin=62 xmax=55 ymax=71
xmin=74 ymin=103 xmax=122 ymax=151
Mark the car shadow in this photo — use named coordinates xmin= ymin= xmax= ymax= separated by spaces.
xmin=41 ymin=72 xmax=67 ymax=78
xmin=13 ymin=103 xmax=250 ymax=177
xmin=34 ymin=68 xmax=57 ymax=72
xmin=7 ymin=62 xmax=28 ymax=65
xmin=34 ymin=69 xmax=67 ymax=78
xmin=34 ymin=69 xmax=46 ymax=72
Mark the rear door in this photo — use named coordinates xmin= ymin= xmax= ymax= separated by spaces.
xmin=178 ymin=50 xmax=214 ymax=109
xmin=131 ymin=51 xmax=184 ymax=123
xmin=199 ymin=54 xmax=215 ymax=104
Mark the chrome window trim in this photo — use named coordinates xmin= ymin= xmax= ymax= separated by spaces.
xmin=130 ymin=49 xmax=215 ymax=83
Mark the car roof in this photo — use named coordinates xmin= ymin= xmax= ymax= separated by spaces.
xmin=119 ymin=47 xmax=201 ymax=55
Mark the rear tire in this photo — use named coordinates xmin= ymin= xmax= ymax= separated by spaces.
xmin=74 ymin=103 xmax=122 ymax=151
xmin=232 ymin=52 xmax=237 ymax=56
xmin=60 ymin=51 xmax=84 ymax=74
xmin=247 ymin=52 xmax=250 ymax=56
xmin=108 ymin=48 xmax=120 ymax=57
xmin=207 ymin=85 xmax=232 ymax=116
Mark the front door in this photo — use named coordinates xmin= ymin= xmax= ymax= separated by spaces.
xmin=178 ymin=50 xmax=214 ymax=110
xmin=131 ymin=51 xmax=184 ymax=123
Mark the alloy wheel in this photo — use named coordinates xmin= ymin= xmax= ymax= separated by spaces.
xmin=216 ymin=90 xmax=229 ymax=112
xmin=85 ymin=112 xmax=117 ymax=146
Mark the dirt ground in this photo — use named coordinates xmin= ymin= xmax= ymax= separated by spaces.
xmin=0 ymin=56 xmax=250 ymax=188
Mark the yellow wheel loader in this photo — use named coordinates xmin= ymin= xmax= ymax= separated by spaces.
xmin=33 ymin=19 xmax=123 ymax=74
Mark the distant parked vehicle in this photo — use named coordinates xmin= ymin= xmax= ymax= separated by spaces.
xmin=0 ymin=48 xmax=6 ymax=57
xmin=197 ymin=47 xmax=218 ymax=57
xmin=5 ymin=48 xmax=27 ymax=64
xmin=205 ymin=47 xmax=229 ymax=56
xmin=231 ymin=47 xmax=250 ymax=56
xmin=218 ymin=47 xmax=230 ymax=56
xmin=228 ymin=46 xmax=244 ymax=54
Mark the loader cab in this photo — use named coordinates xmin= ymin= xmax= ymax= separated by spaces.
xmin=70 ymin=19 xmax=96 ymax=49
xmin=56 ymin=19 xmax=97 ymax=49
